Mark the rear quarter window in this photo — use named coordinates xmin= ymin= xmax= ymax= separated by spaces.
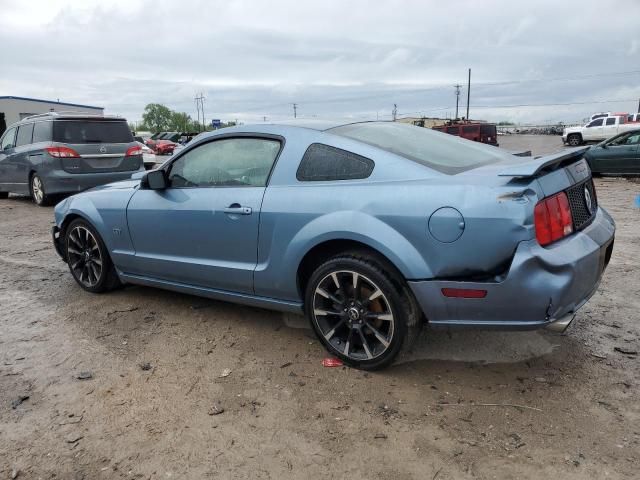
xmin=297 ymin=143 xmax=374 ymax=181
xmin=53 ymin=121 xmax=133 ymax=144
xmin=15 ymin=123 xmax=34 ymax=147
xmin=32 ymin=122 xmax=52 ymax=143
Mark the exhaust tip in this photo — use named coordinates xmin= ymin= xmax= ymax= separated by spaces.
xmin=545 ymin=313 xmax=575 ymax=333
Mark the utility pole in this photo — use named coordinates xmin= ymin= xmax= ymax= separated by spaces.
xmin=637 ymin=97 xmax=640 ymax=113
xmin=392 ymin=104 xmax=398 ymax=121
xmin=292 ymin=103 xmax=298 ymax=118
xmin=454 ymin=84 xmax=462 ymax=119
xmin=194 ymin=93 xmax=206 ymax=131
xmin=466 ymin=68 xmax=471 ymax=121
xmin=263 ymin=116 xmax=267 ymax=122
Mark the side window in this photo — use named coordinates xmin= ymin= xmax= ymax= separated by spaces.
xmin=168 ymin=137 xmax=281 ymax=188
xmin=625 ymin=134 xmax=640 ymax=145
xmin=297 ymin=143 xmax=374 ymax=182
xmin=587 ymin=119 xmax=604 ymax=128
xmin=605 ymin=118 xmax=616 ymax=126
xmin=32 ymin=122 xmax=52 ymax=143
xmin=15 ymin=123 xmax=34 ymax=147
xmin=446 ymin=126 xmax=459 ymax=135
xmin=1 ymin=128 xmax=16 ymax=150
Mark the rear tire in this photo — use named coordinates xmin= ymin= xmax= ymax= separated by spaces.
xmin=567 ymin=134 xmax=582 ymax=147
xmin=305 ymin=252 xmax=421 ymax=370
xmin=64 ymin=218 xmax=122 ymax=293
xmin=30 ymin=173 xmax=52 ymax=206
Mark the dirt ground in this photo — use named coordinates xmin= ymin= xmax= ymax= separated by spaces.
xmin=1 ymin=135 xmax=639 ymax=479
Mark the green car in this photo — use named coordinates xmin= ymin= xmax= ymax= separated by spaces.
xmin=584 ymin=129 xmax=640 ymax=175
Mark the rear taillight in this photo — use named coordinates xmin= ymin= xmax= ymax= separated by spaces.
xmin=45 ymin=146 xmax=80 ymax=158
xmin=534 ymin=192 xmax=573 ymax=246
xmin=126 ymin=146 xmax=143 ymax=157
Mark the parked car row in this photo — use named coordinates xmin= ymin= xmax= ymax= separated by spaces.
xmin=143 ymin=131 xmax=199 ymax=156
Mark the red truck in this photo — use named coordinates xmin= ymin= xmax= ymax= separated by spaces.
xmin=432 ymin=122 xmax=499 ymax=146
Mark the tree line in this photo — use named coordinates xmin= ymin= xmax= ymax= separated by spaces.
xmin=130 ymin=103 xmax=235 ymax=133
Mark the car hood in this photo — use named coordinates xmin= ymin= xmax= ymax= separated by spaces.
xmin=563 ymin=126 xmax=582 ymax=135
xmin=85 ymin=178 xmax=141 ymax=193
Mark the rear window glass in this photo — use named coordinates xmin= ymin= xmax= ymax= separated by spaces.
xmin=32 ymin=122 xmax=52 ymax=143
xmin=15 ymin=123 xmax=34 ymax=147
xmin=329 ymin=122 xmax=513 ymax=175
xmin=53 ymin=121 xmax=133 ymax=144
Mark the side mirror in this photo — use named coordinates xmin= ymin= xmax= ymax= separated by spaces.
xmin=142 ymin=169 xmax=168 ymax=190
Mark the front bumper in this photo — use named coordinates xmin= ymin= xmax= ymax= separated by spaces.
xmin=409 ymin=207 xmax=615 ymax=330
xmin=44 ymin=169 xmax=143 ymax=195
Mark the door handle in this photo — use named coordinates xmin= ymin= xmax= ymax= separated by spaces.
xmin=223 ymin=204 xmax=252 ymax=215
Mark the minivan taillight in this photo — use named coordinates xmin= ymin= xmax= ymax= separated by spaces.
xmin=45 ymin=146 xmax=80 ymax=158
xmin=534 ymin=192 xmax=573 ymax=246
xmin=126 ymin=146 xmax=143 ymax=157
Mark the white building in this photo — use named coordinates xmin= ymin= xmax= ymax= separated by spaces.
xmin=0 ymin=96 xmax=104 ymax=135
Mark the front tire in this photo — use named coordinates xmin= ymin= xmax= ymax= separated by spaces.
xmin=567 ymin=134 xmax=582 ymax=147
xmin=64 ymin=219 xmax=121 ymax=293
xmin=305 ymin=253 xmax=420 ymax=370
xmin=30 ymin=173 xmax=52 ymax=206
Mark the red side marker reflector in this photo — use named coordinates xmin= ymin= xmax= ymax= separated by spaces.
xmin=322 ymin=358 xmax=343 ymax=367
xmin=441 ymin=288 xmax=487 ymax=298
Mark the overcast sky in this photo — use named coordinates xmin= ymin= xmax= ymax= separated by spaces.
xmin=1 ymin=0 xmax=639 ymax=125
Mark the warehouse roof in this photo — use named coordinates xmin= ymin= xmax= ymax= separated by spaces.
xmin=0 ymin=96 xmax=103 ymax=110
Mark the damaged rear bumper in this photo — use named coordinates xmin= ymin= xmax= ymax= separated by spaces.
xmin=409 ymin=207 xmax=615 ymax=330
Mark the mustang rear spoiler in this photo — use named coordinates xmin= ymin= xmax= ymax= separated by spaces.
xmin=498 ymin=146 xmax=590 ymax=178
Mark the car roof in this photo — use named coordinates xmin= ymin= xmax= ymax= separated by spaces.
xmin=11 ymin=112 xmax=125 ymax=127
xmin=265 ymin=119 xmax=377 ymax=131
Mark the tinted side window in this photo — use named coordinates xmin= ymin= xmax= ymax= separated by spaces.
xmin=587 ymin=119 xmax=604 ymax=127
xmin=169 ymin=137 xmax=281 ymax=188
xmin=1 ymin=128 xmax=16 ymax=150
xmin=33 ymin=122 xmax=52 ymax=143
xmin=605 ymin=118 xmax=616 ymax=126
xmin=462 ymin=126 xmax=477 ymax=134
xmin=297 ymin=143 xmax=374 ymax=182
xmin=446 ymin=126 xmax=459 ymax=134
xmin=15 ymin=123 xmax=34 ymax=147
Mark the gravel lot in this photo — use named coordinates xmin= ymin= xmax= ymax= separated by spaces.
xmin=1 ymin=135 xmax=639 ymax=479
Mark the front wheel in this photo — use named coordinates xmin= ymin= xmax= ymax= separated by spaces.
xmin=305 ymin=253 xmax=420 ymax=370
xmin=65 ymin=219 xmax=121 ymax=293
xmin=567 ymin=134 xmax=582 ymax=147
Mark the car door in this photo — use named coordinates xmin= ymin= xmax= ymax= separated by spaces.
xmin=0 ymin=127 xmax=17 ymax=190
xmin=583 ymin=118 xmax=604 ymax=141
xmin=9 ymin=123 xmax=35 ymax=186
xmin=602 ymin=117 xmax=618 ymax=139
xmin=592 ymin=132 xmax=640 ymax=173
xmin=126 ymin=135 xmax=282 ymax=294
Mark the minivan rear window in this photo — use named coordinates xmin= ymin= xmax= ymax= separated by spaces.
xmin=53 ymin=121 xmax=133 ymax=144
xmin=329 ymin=122 xmax=512 ymax=175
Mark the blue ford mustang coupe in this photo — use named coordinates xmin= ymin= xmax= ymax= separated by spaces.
xmin=52 ymin=121 xmax=615 ymax=369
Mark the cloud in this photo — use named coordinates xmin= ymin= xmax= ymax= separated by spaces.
xmin=0 ymin=0 xmax=639 ymax=124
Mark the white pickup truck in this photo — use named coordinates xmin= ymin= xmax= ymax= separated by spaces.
xmin=563 ymin=116 xmax=640 ymax=146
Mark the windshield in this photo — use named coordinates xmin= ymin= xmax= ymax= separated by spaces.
xmin=53 ymin=121 xmax=133 ymax=144
xmin=329 ymin=122 xmax=512 ymax=174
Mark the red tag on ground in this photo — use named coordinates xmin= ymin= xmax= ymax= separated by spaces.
xmin=322 ymin=358 xmax=343 ymax=367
